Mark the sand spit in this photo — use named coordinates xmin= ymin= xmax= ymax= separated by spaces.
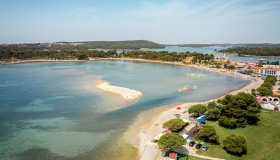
xmin=95 ymin=80 xmax=142 ymax=100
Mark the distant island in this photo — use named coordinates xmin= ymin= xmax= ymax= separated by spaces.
xmin=219 ymin=47 xmax=280 ymax=57
xmin=0 ymin=40 xmax=164 ymax=50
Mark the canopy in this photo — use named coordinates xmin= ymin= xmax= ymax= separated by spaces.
xmin=198 ymin=118 xmax=206 ymax=122
xmin=177 ymin=107 xmax=181 ymax=110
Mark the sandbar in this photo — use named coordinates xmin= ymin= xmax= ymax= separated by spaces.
xmin=95 ymin=80 xmax=142 ymax=100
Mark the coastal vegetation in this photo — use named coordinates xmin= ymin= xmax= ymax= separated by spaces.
xmin=219 ymin=47 xmax=280 ymax=56
xmin=205 ymin=102 xmax=222 ymax=120
xmin=256 ymin=75 xmax=277 ymax=96
xmin=187 ymin=104 xmax=207 ymax=116
xmin=162 ymin=119 xmax=185 ymax=132
xmin=158 ymin=133 xmax=186 ymax=150
xmin=0 ymin=49 xmax=117 ymax=60
xmin=0 ymin=49 xmax=215 ymax=64
xmin=197 ymin=109 xmax=280 ymax=160
xmin=0 ymin=40 xmax=164 ymax=50
xmin=120 ymin=50 xmax=215 ymax=62
xmin=217 ymin=92 xmax=261 ymax=128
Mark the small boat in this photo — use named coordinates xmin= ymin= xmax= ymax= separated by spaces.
xmin=260 ymin=58 xmax=266 ymax=61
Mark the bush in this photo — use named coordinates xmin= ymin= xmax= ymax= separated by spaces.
xmin=223 ymin=134 xmax=247 ymax=155
xmin=158 ymin=133 xmax=186 ymax=150
xmin=162 ymin=119 xmax=186 ymax=132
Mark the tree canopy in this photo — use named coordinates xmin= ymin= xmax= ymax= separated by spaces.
xmin=256 ymin=75 xmax=276 ymax=96
xmin=162 ymin=119 xmax=186 ymax=132
xmin=206 ymin=101 xmax=222 ymax=120
xmin=158 ymin=133 xmax=186 ymax=150
xmin=223 ymin=134 xmax=247 ymax=155
xmin=197 ymin=125 xmax=219 ymax=143
xmin=217 ymin=92 xmax=261 ymax=128
xmin=227 ymin=65 xmax=235 ymax=70
xmin=188 ymin=104 xmax=207 ymax=116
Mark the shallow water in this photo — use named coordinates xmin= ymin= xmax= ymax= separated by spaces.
xmin=0 ymin=60 xmax=248 ymax=159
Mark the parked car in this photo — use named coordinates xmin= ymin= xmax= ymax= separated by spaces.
xmin=195 ymin=144 xmax=202 ymax=149
xmin=202 ymin=145 xmax=209 ymax=151
xmin=189 ymin=141 xmax=195 ymax=147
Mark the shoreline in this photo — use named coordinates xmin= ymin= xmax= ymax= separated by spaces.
xmin=95 ymin=80 xmax=143 ymax=100
xmin=128 ymin=77 xmax=263 ymax=160
xmin=1 ymin=57 xmax=264 ymax=159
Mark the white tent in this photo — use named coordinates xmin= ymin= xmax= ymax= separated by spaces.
xmin=182 ymin=134 xmax=189 ymax=140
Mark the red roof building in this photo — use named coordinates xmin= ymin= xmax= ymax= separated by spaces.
xmin=162 ymin=129 xmax=173 ymax=134
xmin=169 ymin=152 xmax=177 ymax=160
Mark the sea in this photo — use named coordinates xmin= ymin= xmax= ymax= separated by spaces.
xmin=0 ymin=47 xmax=251 ymax=160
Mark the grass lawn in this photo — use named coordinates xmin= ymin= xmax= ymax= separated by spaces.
xmin=196 ymin=109 xmax=280 ymax=160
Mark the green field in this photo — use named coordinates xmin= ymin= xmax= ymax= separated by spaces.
xmin=196 ymin=109 xmax=280 ymax=160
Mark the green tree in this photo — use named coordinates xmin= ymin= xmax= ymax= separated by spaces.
xmin=206 ymin=108 xmax=221 ymax=120
xmin=223 ymin=134 xmax=247 ymax=155
xmin=224 ymin=64 xmax=228 ymax=68
xmin=216 ymin=63 xmax=221 ymax=69
xmin=158 ymin=133 xmax=186 ymax=150
xmin=251 ymin=88 xmax=256 ymax=96
xmin=217 ymin=92 xmax=261 ymax=128
xmin=257 ymin=86 xmax=273 ymax=96
xmin=261 ymin=82 xmax=273 ymax=89
xmin=227 ymin=65 xmax=235 ymax=70
xmin=162 ymin=119 xmax=186 ymax=132
xmin=207 ymin=101 xmax=222 ymax=109
xmin=197 ymin=125 xmax=219 ymax=143
xmin=218 ymin=116 xmax=237 ymax=128
xmin=246 ymin=70 xmax=254 ymax=75
xmin=265 ymin=75 xmax=277 ymax=85
xmin=188 ymin=104 xmax=207 ymax=116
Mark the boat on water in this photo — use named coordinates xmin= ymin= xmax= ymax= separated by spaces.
xmin=260 ymin=58 xmax=266 ymax=61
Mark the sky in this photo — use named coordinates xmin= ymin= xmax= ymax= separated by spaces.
xmin=0 ymin=0 xmax=280 ymax=44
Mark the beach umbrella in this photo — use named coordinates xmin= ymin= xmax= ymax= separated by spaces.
xmin=177 ymin=107 xmax=181 ymax=110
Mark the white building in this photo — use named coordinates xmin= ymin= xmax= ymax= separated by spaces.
xmin=252 ymin=67 xmax=280 ymax=80
xmin=257 ymin=96 xmax=279 ymax=110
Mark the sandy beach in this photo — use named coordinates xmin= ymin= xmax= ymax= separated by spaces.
xmin=95 ymin=80 xmax=143 ymax=100
xmin=130 ymin=77 xmax=263 ymax=160
xmin=122 ymin=64 xmax=263 ymax=160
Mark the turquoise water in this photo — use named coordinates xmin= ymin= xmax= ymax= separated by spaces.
xmin=0 ymin=61 xmax=248 ymax=159
xmin=142 ymin=46 xmax=280 ymax=62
